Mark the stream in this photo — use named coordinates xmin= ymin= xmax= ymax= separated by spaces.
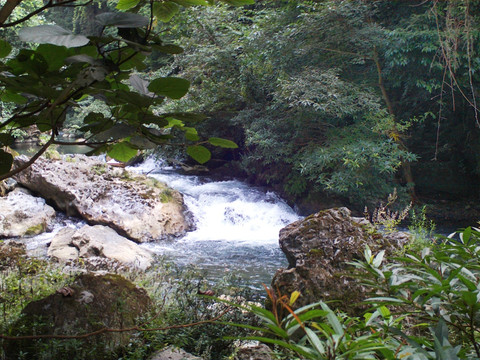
xmin=130 ymin=158 xmax=301 ymax=290
xmin=20 ymin=157 xmax=301 ymax=290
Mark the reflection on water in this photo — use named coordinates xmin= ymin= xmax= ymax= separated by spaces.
xmin=12 ymin=137 xmax=90 ymax=155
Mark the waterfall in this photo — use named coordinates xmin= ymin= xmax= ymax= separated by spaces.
xmin=130 ymin=158 xmax=301 ymax=287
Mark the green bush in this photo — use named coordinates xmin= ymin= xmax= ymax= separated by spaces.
xmin=226 ymin=227 xmax=480 ymax=359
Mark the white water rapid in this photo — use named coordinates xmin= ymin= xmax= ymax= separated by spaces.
xmin=129 ymin=158 xmax=301 ymax=288
xmin=15 ymin=157 xmax=300 ymax=290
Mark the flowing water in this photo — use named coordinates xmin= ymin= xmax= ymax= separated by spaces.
xmin=129 ymin=158 xmax=301 ymax=290
xmin=18 ymin=157 xmax=301 ymax=290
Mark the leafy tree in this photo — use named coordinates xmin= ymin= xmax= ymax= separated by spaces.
xmin=0 ymin=0 xmax=250 ymax=180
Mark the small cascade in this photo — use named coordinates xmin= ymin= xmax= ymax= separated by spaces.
xmin=130 ymin=159 xmax=301 ymax=288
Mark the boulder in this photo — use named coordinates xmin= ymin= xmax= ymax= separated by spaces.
xmin=0 ymin=188 xmax=55 ymax=238
xmin=149 ymin=346 xmax=201 ymax=360
xmin=14 ymin=155 xmax=191 ymax=242
xmin=48 ymin=224 xmax=154 ymax=270
xmin=234 ymin=342 xmax=274 ymax=360
xmin=0 ymin=240 xmax=26 ymax=269
xmin=5 ymin=273 xmax=152 ymax=360
xmin=271 ymin=207 xmax=409 ymax=314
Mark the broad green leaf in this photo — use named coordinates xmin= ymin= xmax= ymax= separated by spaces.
xmin=0 ymin=149 xmax=13 ymax=175
xmin=148 ymin=77 xmax=190 ymax=99
xmin=185 ymin=127 xmax=200 ymax=141
xmin=208 ymin=137 xmax=238 ymax=148
xmin=36 ymin=44 xmax=69 ymax=71
xmin=1 ymin=91 xmax=27 ymax=104
xmin=0 ymin=39 xmax=12 ymax=58
xmin=19 ymin=25 xmax=89 ymax=48
xmin=96 ymin=12 xmax=149 ymax=28
xmin=167 ymin=118 xmax=184 ymax=128
xmin=171 ymin=0 xmax=209 ymax=6
xmin=153 ymin=1 xmax=180 ymax=22
xmin=116 ymin=0 xmax=140 ymax=10
xmin=379 ymin=305 xmax=391 ymax=318
xmin=187 ymin=145 xmax=211 ymax=164
xmin=108 ymin=142 xmax=138 ymax=162
xmin=154 ymin=44 xmax=184 ymax=54
xmin=222 ymin=0 xmax=255 ymax=5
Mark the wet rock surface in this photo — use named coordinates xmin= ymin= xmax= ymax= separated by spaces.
xmin=48 ymin=224 xmax=154 ymax=270
xmin=0 ymin=188 xmax=55 ymax=238
xmin=272 ymin=207 xmax=409 ymax=314
xmin=14 ymin=155 xmax=191 ymax=242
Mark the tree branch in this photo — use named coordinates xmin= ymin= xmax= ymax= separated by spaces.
xmin=0 ymin=0 xmax=92 ymax=28
xmin=0 ymin=0 xmax=22 ymax=25
xmin=0 ymin=307 xmax=232 ymax=341
xmin=0 ymin=134 xmax=54 ymax=181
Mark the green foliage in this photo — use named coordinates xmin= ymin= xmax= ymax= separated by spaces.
xmin=352 ymin=227 xmax=480 ymax=359
xmin=225 ymin=227 xmax=480 ymax=359
xmin=0 ymin=0 xmax=245 ymax=179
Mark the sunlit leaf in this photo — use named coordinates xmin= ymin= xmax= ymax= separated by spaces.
xmin=116 ymin=0 xmax=140 ymax=10
xmin=289 ymin=291 xmax=301 ymax=306
xmin=187 ymin=145 xmax=211 ymax=164
xmin=222 ymin=0 xmax=255 ymax=5
xmin=171 ymin=0 xmax=209 ymax=6
xmin=208 ymin=137 xmax=238 ymax=148
xmin=108 ymin=142 xmax=138 ymax=162
xmin=153 ymin=1 xmax=180 ymax=22
xmin=19 ymin=25 xmax=89 ymax=47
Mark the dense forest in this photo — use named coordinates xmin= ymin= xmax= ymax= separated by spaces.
xmin=1 ymin=0 xmax=479 ymax=218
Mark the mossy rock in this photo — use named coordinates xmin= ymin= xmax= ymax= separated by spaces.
xmin=4 ymin=273 xmax=152 ymax=360
xmin=271 ymin=207 xmax=409 ymax=316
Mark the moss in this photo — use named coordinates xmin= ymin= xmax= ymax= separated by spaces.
xmin=91 ymin=164 xmax=107 ymax=175
xmin=160 ymin=189 xmax=173 ymax=203
xmin=307 ymin=248 xmax=324 ymax=258
xmin=24 ymin=223 xmax=46 ymax=236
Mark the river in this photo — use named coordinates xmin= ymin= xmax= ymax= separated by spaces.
xmin=130 ymin=158 xmax=301 ymax=290
xmin=20 ymin=157 xmax=301 ymax=291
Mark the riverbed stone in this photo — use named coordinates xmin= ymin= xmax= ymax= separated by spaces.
xmin=0 ymin=188 xmax=55 ymax=238
xmin=149 ymin=346 xmax=201 ymax=360
xmin=13 ymin=155 xmax=191 ymax=242
xmin=271 ymin=207 xmax=409 ymax=314
xmin=48 ymin=224 xmax=154 ymax=270
xmin=5 ymin=273 xmax=152 ymax=360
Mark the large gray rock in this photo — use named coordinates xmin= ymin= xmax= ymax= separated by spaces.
xmin=149 ymin=346 xmax=201 ymax=360
xmin=272 ymin=207 xmax=409 ymax=314
xmin=14 ymin=155 xmax=191 ymax=242
xmin=0 ymin=188 xmax=55 ymax=238
xmin=48 ymin=224 xmax=154 ymax=270
xmin=5 ymin=273 xmax=152 ymax=360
